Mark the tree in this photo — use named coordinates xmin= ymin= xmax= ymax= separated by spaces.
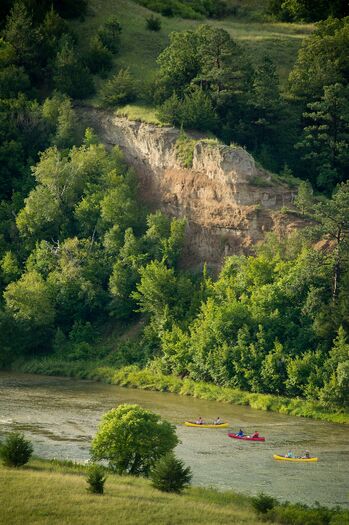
xmin=194 ymin=25 xmax=251 ymax=109
xmin=308 ymin=182 xmax=349 ymax=300
xmin=321 ymin=326 xmax=349 ymax=405
xmin=85 ymin=36 xmax=113 ymax=75
xmin=247 ymin=56 xmax=283 ymax=151
xmin=0 ymin=432 xmax=33 ymax=467
xmin=86 ymin=464 xmax=107 ymax=494
xmin=0 ymin=64 xmax=30 ymax=98
xmin=283 ymin=0 xmax=348 ymax=21
xmin=100 ymin=69 xmax=138 ymax=107
xmin=294 ymin=180 xmax=313 ymax=215
xmin=150 ymin=452 xmax=192 ymax=493
xmin=97 ymin=16 xmax=122 ymax=54
xmin=296 ymin=83 xmax=349 ymax=191
xmin=289 ymin=18 xmax=349 ymax=102
xmin=53 ymin=38 xmax=94 ymax=99
xmin=4 ymin=270 xmax=55 ymax=326
xmin=3 ymin=1 xmax=38 ymax=72
xmin=157 ymin=30 xmax=200 ymax=98
xmin=91 ymin=404 xmax=178 ymax=475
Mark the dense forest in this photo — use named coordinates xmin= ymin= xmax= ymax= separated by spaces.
xmin=0 ymin=1 xmax=348 ymax=409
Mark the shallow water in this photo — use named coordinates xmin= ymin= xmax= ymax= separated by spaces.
xmin=1 ymin=371 xmax=348 ymax=507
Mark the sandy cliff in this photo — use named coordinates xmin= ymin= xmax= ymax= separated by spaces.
xmin=79 ymin=108 xmax=305 ymax=266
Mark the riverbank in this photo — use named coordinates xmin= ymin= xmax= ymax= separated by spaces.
xmin=15 ymin=358 xmax=349 ymax=425
xmin=1 ymin=458 xmax=348 ymax=525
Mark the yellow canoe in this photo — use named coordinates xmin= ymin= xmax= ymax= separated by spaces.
xmin=184 ymin=422 xmax=229 ymax=428
xmin=273 ymin=454 xmax=318 ymax=462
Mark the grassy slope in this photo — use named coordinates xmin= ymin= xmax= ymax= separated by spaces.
xmin=0 ymin=459 xmax=262 ymax=525
xmin=71 ymin=0 xmax=313 ymax=110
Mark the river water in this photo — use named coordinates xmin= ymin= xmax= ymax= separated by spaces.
xmin=1 ymin=371 xmax=348 ymax=507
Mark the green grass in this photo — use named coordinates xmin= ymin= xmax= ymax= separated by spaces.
xmin=0 ymin=459 xmax=263 ymax=525
xmin=116 ymin=104 xmax=165 ymax=125
xmin=70 ymin=0 xmax=314 ymax=108
xmin=16 ymin=358 xmax=349 ymax=425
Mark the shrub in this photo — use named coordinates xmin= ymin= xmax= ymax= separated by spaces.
xmin=100 ymin=69 xmax=138 ymax=107
xmin=146 ymin=15 xmax=161 ymax=31
xmin=86 ymin=464 xmax=107 ymax=494
xmin=150 ymin=452 xmax=192 ymax=493
xmin=251 ymin=492 xmax=277 ymax=514
xmin=175 ymin=130 xmax=196 ymax=168
xmin=0 ymin=432 xmax=33 ymax=467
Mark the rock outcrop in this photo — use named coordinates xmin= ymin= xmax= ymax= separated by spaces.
xmin=78 ymin=108 xmax=305 ymax=267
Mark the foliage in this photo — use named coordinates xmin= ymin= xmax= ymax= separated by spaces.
xmin=86 ymin=464 xmax=107 ymax=494
xmin=0 ymin=432 xmax=33 ymax=467
xmin=252 ymin=492 xmax=276 ymax=514
xmin=296 ymin=83 xmax=349 ymax=190
xmin=100 ymin=69 xmax=138 ymax=107
xmin=85 ymin=36 xmax=113 ymax=75
xmin=175 ymin=131 xmax=196 ymax=168
xmin=146 ymin=15 xmax=161 ymax=32
xmin=53 ymin=39 xmax=94 ymax=98
xmin=150 ymin=452 xmax=192 ymax=493
xmin=97 ymin=16 xmax=122 ymax=54
xmin=135 ymin=0 xmax=230 ymax=19
xmin=269 ymin=0 xmax=348 ymax=22
xmin=91 ymin=404 xmax=178 ymax=475
xmin=289 ymin=18 xmax=349 ymax=102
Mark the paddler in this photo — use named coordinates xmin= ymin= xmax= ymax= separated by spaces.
xmin=214 ymin=417 xmax=222 ymax=425
xmin=236 ymin=428 xmax=245 ymax=437
xmin=251 ymin=430 xmax=259 ymax=438
xmin=196 ymin=417 xmax=204 ymax=425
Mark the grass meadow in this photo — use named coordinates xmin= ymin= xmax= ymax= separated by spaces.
xmin=0 ymin=459 xmax=262 ymax=525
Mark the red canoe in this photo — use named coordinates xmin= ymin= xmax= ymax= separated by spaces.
xmin=228 ymin=433 xmax=265 ymax=442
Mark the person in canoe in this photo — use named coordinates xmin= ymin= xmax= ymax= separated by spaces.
xmin=286 ymin=450 xmax=294 ymax=458
xmin=251 ymin=430 xmax=259 ymax=439
xmin=214 ymin=417 xmax=222 ymax=425
xmin=196 ymin=417 xmax=204 ymax=425
xmin=301 ymin=450 xmax=311 ymax=459
xmin=236 ymin=428 xmax=245 ymax=437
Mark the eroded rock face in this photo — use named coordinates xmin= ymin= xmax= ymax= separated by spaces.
xmin=78 ymin=108 xmax=304 ymax=267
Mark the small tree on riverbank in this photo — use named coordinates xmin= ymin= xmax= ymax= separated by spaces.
xmin=86 ymin=463 xmax=107 ymax=494
xmin=150 ymin=452 xmax=192 ymax=493
xmin=0 ymin=432 xmax=33 ymax=467
xmin=91 ymin=404 xmax=178 ymax=476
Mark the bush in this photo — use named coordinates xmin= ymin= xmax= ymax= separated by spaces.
xmin=0 ymin=432 xmax=33 ymax=467
xmin=150 ymin=452 xmax=192 ymax=493
xmin=86 ymin=464 xmax=107 ymax=494
xmin=146 ymin=15 xmax=161 ymax=31
xmin=100 ymin=69 xmax=138 ymax=107
xmin=251 ymin=492 xmax=277 ymax=514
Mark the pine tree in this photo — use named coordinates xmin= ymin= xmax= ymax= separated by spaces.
xmin=296 ymin=83 xmax=349 ymax=191
xmin=53 ymin=38 xmax=94 ymax=98
xmin=4 ymin=1 xmax=38 ymax=72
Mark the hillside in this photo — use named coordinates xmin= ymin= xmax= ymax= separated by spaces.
xmin=0 ymin=459 xmax=264 ymax=525
xmin=70 ymin=0 xmax=313 ymax=102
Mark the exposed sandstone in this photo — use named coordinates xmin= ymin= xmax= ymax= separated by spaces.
xmin=78 ymin=108 xmax=305 ymax=267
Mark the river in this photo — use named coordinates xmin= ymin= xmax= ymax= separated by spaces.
xmin=1 ymin=371 xmax=348 ymax=507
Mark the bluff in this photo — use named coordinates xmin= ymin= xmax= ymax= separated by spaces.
xmin=79 ymin=108 xmax=305 ymax=267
